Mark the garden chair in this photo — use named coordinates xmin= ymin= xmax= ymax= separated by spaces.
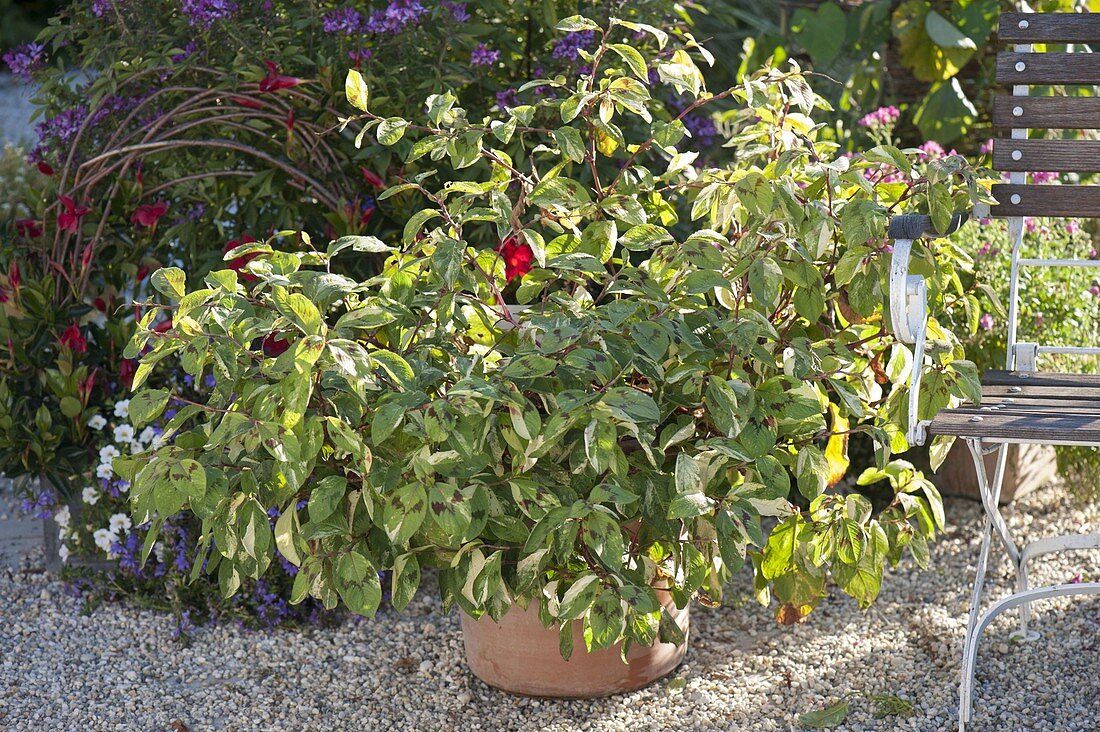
xmin=888 ymin=11 xmax=1100 ymax=732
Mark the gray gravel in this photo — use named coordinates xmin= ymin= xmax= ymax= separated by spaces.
xmin=0 ymin=484 xmax=1097 ymax=731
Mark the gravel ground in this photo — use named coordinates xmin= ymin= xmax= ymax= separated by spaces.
xmin=1 ymin=484 xmax=1097 ymax=732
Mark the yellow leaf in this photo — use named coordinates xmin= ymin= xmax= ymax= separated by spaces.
xmin=345 ymin=69 xmax=369 ymax=112
xmin=824 ymin=403 xmax=849 ymax=487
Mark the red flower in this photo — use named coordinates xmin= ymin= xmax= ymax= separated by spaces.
xmin=131 ymin=201 xmax=169 ymax=228
xmin=119 ymin=359 xmax=137 ymax=389
xmin=93 ymin=297 xmax=108 ymax=312
xmin=231 ymin=95 xmax=264 ymax=110
xmin=361 ymin=167 xmax=385 ymax=188
xmin=262 ymin=333 xmax=290 ymax=358
xmin=259 ymin=61 xmax=302 ymax=92
xmin=9 ymin=262 xmax=20 ymax=290
xmin=500 ymin=234 xmax=534 ymax=281
xmin=136 ymin=264 xmax=150 ymax=282
xmin=81 ymin=244 xmax=95 ymax=271
xmin=285 ymin=108 xmax=295 ymax=132
xmin=81 ymin=369 xmax=97 ymax=396
xmin=225 ymin=235 xmax=259 ymax=282
xmin=152 ymin=318 xmax=173 ymax=334
xmin=36 ymin=161 xmax=54 ymax=176
xmin=15 ymin=219 xmax=42 ymax=238
xmin=0 ymin=286 xmax=8 ymax=304
xmin=57 ymin=196 xmax=91 ymax=233
xmin=58 ymin=324 xmax=87 ymax=354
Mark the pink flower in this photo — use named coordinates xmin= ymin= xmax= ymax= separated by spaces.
xmin=979 ymin=138 xmax=994 ymax=155
xmin=857 ymin=105 xmax=900 ymax=129
xmin=916 ymin=141 xmax=945 ymax=161
xmin=979 ymin=313 xmax=995 ymax=331
xmin=1031 ymin=171 xmax=1058 ymax=184
xmin=1066 ymin=220 xmax=1081 ymax=235
xmin=360 ymin=167 xmax=385 ymax=188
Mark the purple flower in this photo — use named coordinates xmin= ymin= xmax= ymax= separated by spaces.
xmin=91 ymin=0 xmax=113 ymax=18
xmin=323 ymin=7 xmax=366 ymax=35
xmin=2 ymin=43 xmax=46 ymax=82
xmin=470 ymin=43 xmax=500 ymax=67
xmin=349 ymin=48 xmax=373 ymax=65
xmin=172 ymin=609 xmax=194 ymax=640
xmin=180 ymin=0 xmax=239 ymax=29
xmin=364 ymin=0 xmax=427 ymax=34
xmin=442 ymin=1 xmax=469 ymax=22
xmin=551 ymin=31 xmax=596 ymax=62
xmin=495 ymin=88 xmax=519 ymax=110
xmin=171 ymin=41 xmax=198 ymax=63
xmin=979 ymin=313 xmax=995 ymax=331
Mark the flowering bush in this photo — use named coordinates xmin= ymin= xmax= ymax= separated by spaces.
xmin=0 ymin=0 xmax=689 ymax=506
xmin=46 ymin=376 xmax=334 ymax=635
xmin=121 ymin=14 xmax=981 ymax=652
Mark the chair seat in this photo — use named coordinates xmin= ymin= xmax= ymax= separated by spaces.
xmin=929 ymin=371 xmax=1100 ymax=445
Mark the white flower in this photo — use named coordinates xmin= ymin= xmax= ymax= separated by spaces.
xmin=81 ymin=486 xmax=99 ymax=506
xmin=58 ymin=544 xmax=70 ymax=563
xmin=96 ymin=463 xmax=115 ymax=480
xmin=130 ymin=440 xmax=146 ymax=455
xmin=138 ymin=426 xmax=158 ymax=445
xmin=108 ymin=513 xmax=132 ymax=534
xmin=153 ymin=541 xmax=166 ymax=563
xmin=54 ymin=505 xmax=71 ymax=530
xmin=113 ymin=424 xmax=135 ymax=444
xmin=113 ymin=399 xmax=130 ymax=419
xmin=99 ymin=445 xmax=121 ymax=462
xmin=87 ymin=414 xmax=107 ymax=430
xmin=93 ymin=528 xmax=119 ymax=553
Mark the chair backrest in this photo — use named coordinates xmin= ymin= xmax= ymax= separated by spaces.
xmin=989 ymin=12 xmax=1100 ymax=371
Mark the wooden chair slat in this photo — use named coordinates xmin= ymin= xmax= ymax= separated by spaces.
xmin=996 ymin=52 xmax=1100 ymax=85
xmin=929 ymin=410 xmax=1100 ymax=442
xmin=992 ymin=96 xmax=1100 ymax=130
xmin=990 ymin=184 xmax=1100 ymax=217
xmin=993 ymin=139 xmax=1100 ymax=172
xmin=956 ymin=404 xmax=1100 ymax=417
xmin=999 ymin=12 xmax=1100 ymax=43
xmin=982 ymin=371 xmax=1100 ymax=387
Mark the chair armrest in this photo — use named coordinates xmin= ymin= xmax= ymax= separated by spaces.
xmin=888 ymin=213 xmax=969 ymax=446
xmin=889 ymin=239 xmax=928 ymax=446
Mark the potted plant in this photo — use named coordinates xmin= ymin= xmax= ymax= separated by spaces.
xmin=119 ymin=15 xmax=980 ymax=695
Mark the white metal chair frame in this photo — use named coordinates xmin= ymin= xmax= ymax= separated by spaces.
xmin=888 ymin=18 xmax=1100 ymax=731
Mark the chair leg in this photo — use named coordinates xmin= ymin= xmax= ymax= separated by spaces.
xmin=959 ymin=439 xmax=1026 ymax=730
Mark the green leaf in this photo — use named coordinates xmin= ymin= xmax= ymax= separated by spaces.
xmin=586 ymin=589 xmax=624 ymax=651
xmin=705 ymin=378 xmax=743 ymax=438
xmin=272 ymin=288 xmax=322 ymax=336
xmin=150 ymin=267 xmax=186 ymax=299
xmin=308 ymin=475 xmax=347 ymax=522
xmin=391 ymin=552 xmax=420 ymax=612
xmin=557 ymin=15 xmax=600 ymax=32
xmin=431 ymin=236 xmax=464 ymax=287
xmin=502 ymin=354 xmax=556 ymax=379
xmin=925 ymin=10 xmax=976 ymax=50
xmin=383 ymin=483 xmax=428 ymax=545
xmin=584 ymin=511 xmax=624 ymax=571
xmin=377 ymin=117 xmax=409 ymax=145
xmin=552 ymin=127 xmax=586 ymax=164
xmin=128 ymin=389 xmax=170 ymax=428
xmin=761 ymin=516 xmax=801 ymax=580
xmin=274 ymin=504 xmax=301 ymax=566
xmin=371 ymin=402 xmax=406 ymax=444
xmin=799 ymin=699 xmax=850 ymax=728
xmin=559 ymin=574 xmax=600 ymax=619
xmin=336 ymin=551 xmax=382 ymax=617
xmin=345 ymin=69 xmax=369 ymax=111
xmin=607 ymin=44 xmax=648 ymax=80
xmin=154 ymin=458 xmax=205 ymax=517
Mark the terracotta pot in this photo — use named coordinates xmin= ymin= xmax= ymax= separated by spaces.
xmin=460 ymin=594 xmax=689 ymax=698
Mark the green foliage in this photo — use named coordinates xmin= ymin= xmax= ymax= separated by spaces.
xmin=695 ymin=0 xmax=1093 ymax=148
xmin=125 ymin=16 xmax=981 ymax=649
